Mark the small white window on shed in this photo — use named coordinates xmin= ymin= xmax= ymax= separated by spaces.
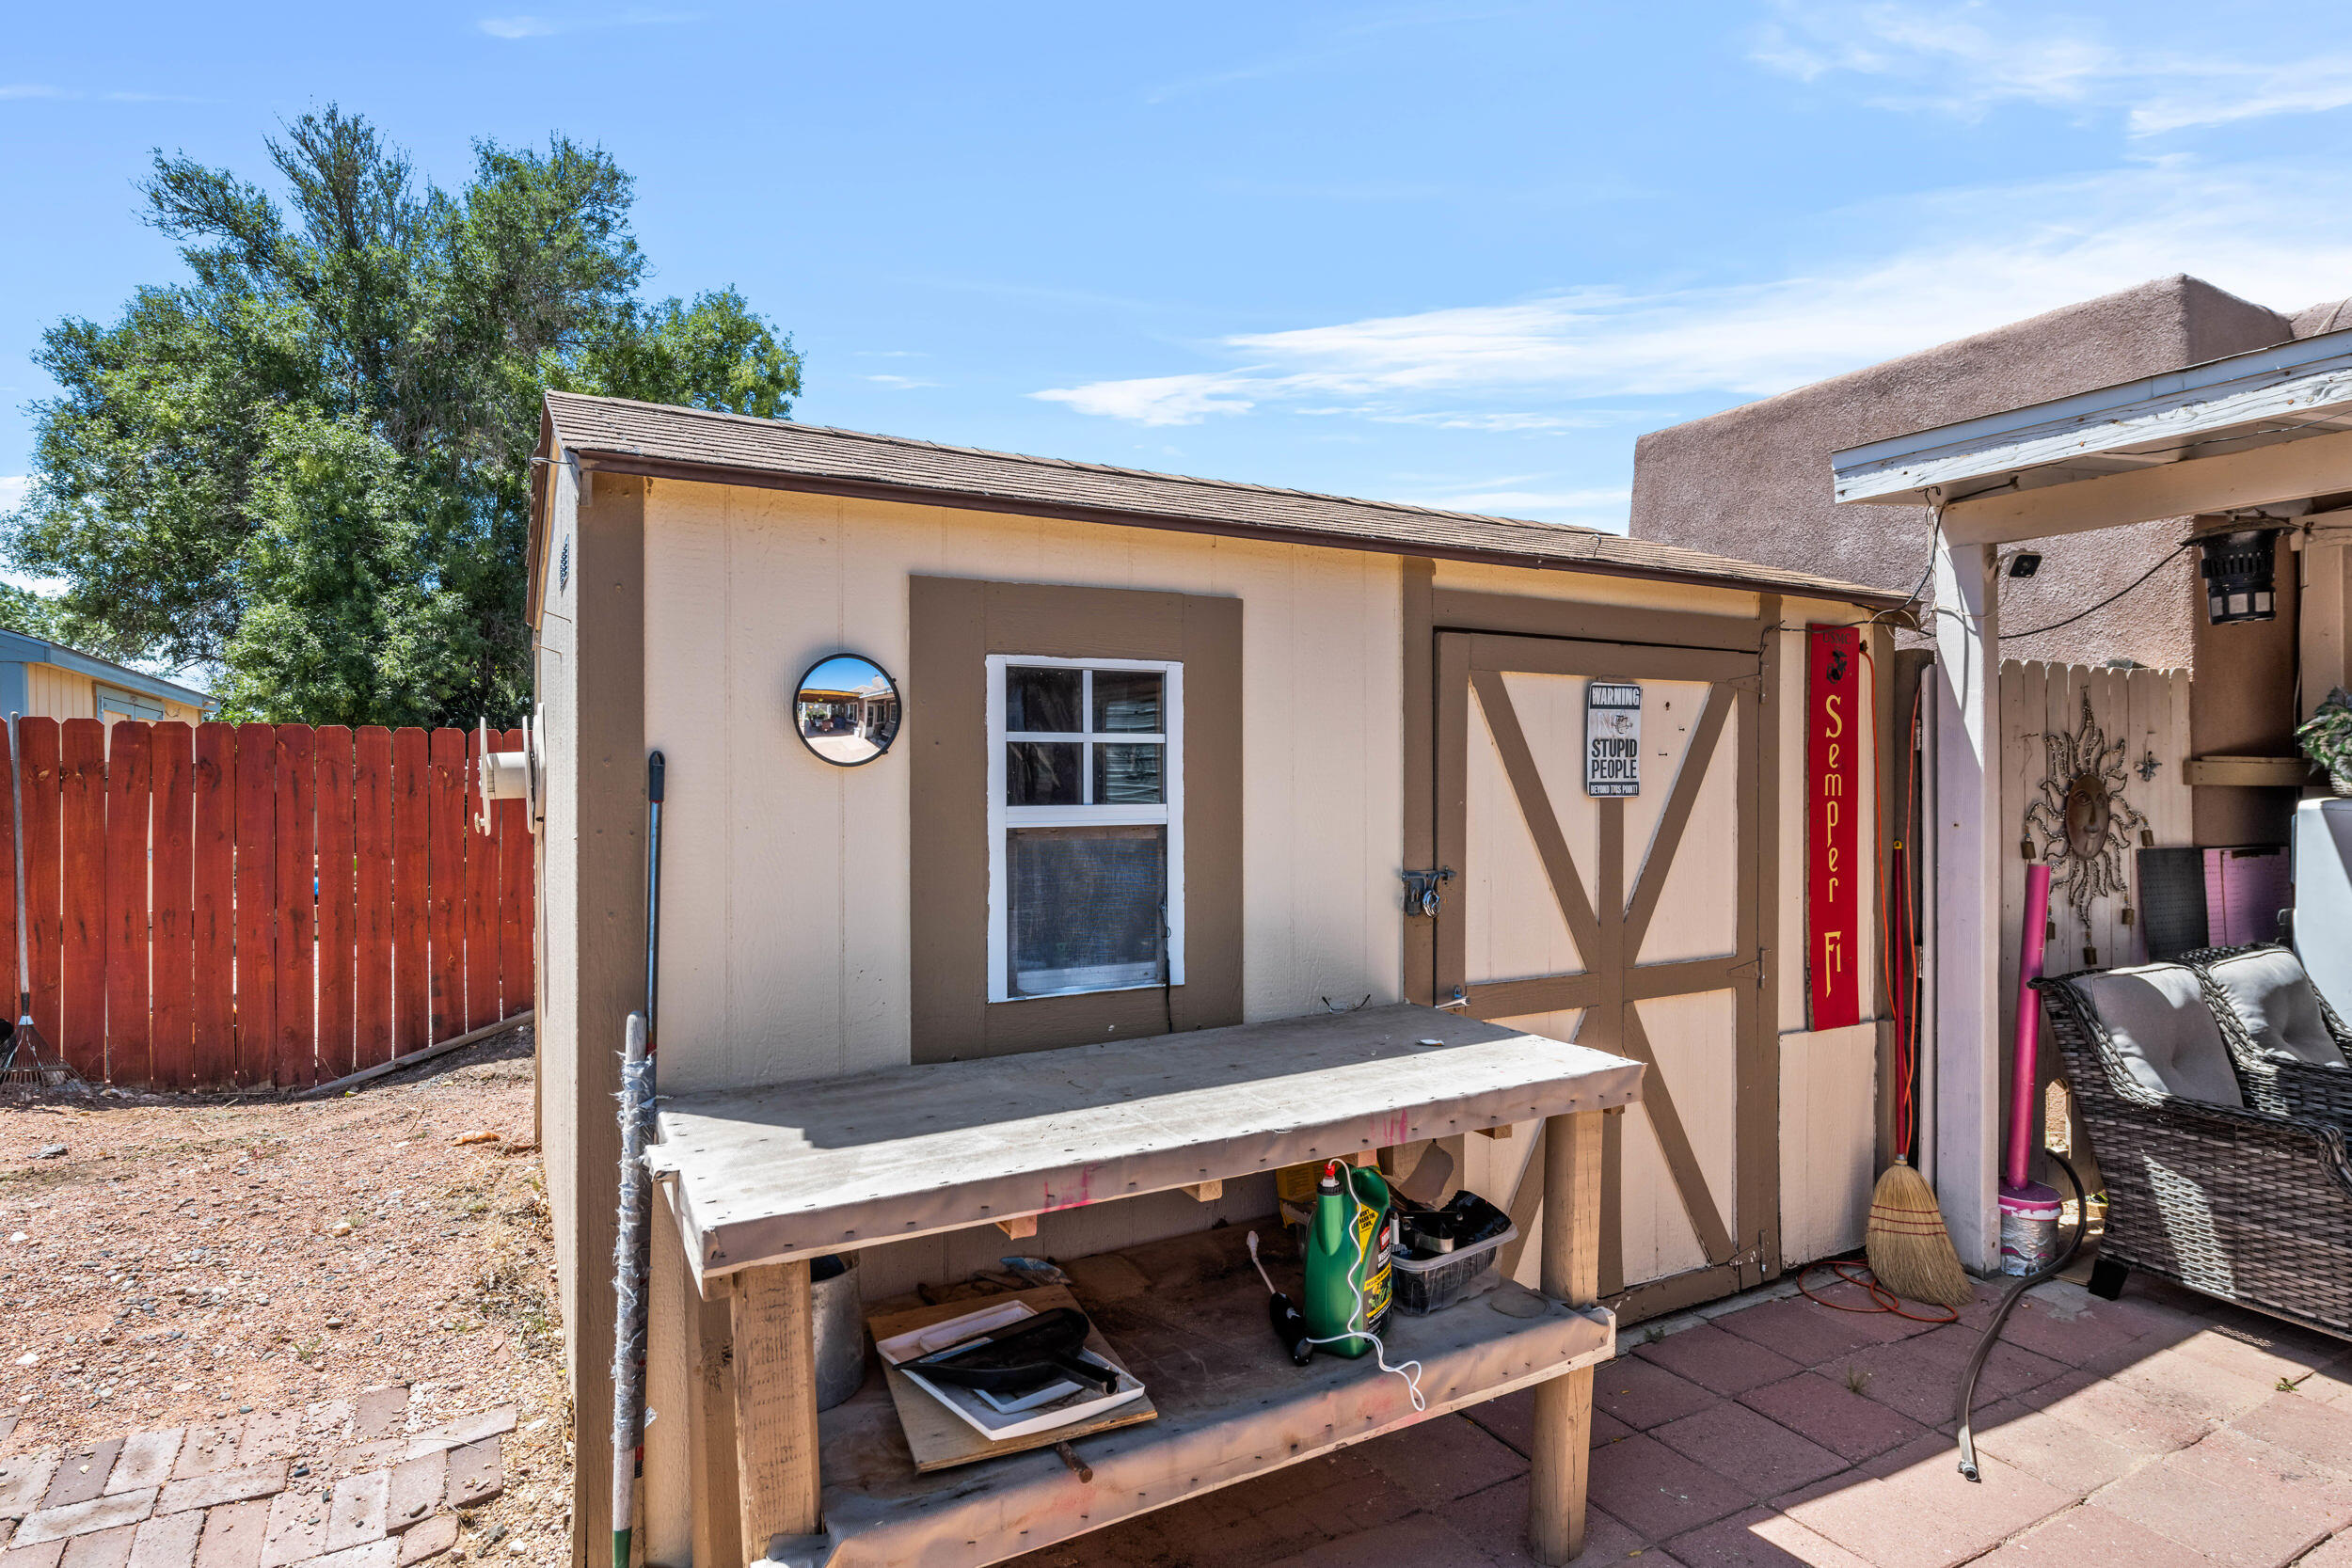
xmin=94 ymin=684 xmax=165 ymax=722
xmin=986 ymin=656 xmax=1184 ymax=1003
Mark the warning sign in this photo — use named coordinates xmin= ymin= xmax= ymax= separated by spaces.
xmin=1584 ymin=682 xmax=1643 ymax=797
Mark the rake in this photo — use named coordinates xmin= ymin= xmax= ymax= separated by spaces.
xmin=0 ymin=715 xmax=76 ymax=1088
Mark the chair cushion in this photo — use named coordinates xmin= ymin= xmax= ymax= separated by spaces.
xmin=2203 ymin=948 xmax=2349 ymax=1068
xmin=2070 ymin=965 xmax=2247 ymax=1106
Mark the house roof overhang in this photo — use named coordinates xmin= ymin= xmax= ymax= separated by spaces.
xmin=1830 ymin=323 xmax=2352 ymax=546
xmin=0 ymin=630 xmax=214 ymax=710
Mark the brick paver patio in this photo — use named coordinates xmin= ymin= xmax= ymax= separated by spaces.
xmin=1021 ymin=1272 xmax=2352 ymax=1568
xmin=9 ymin=1274 xmax=2344 ymax=1568
xmin=0 ymin=1389 xmax=509 ymax=1568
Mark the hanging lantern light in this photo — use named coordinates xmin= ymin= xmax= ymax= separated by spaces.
xmin=2199 ymin=529 xmax=2277 ymax=625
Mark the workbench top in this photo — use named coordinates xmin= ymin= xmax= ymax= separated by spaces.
xmin=646 ymin=1004 xmax=1643 ymax=1285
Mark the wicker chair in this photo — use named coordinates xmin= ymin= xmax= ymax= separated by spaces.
xmin=2033 ymin=967 xmax=2352 ymax=1340
xmin=2178 ymin=943 xmax=2352 ymax=1126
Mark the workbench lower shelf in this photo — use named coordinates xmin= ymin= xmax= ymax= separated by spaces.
xmin=771 ymin=1224 xmax=1614 ymax=1568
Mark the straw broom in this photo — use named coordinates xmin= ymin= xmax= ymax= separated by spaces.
xmin=1866 ymin=1159 xmax=1973 ymax=1308
xmin=1864 ymin=671 xmax=1973 ymax=1310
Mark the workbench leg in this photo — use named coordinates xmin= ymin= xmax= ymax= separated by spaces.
xmin=730 ymin=1261 xmax=821 ymax=1558
xmin=690 ymin=1277 xmax=742 ymax=1568
xmin=1530 ymin=1109 xmax=1604 ymax=1564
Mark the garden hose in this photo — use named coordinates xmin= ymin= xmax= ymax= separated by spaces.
xmin=1954 ymin=1152 xmax=2086 ymax=1482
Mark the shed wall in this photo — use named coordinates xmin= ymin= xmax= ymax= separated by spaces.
xmin=638 ymin=479 xmax=1409 ymax=1096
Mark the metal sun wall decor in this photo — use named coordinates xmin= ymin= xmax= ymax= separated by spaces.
xmin=2023 ymin=690 xmax=2148 ymax=961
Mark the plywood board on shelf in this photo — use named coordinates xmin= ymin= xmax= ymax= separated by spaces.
xmin=865 ymin=1285 xmax=1158 ymax=1474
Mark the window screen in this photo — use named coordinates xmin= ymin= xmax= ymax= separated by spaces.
xmin=1007 ymin=825 xmax=1168 ymax=996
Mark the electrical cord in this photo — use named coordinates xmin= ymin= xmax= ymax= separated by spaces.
xmin=1996 ymin=542 xmax=2192 ymax=641
xmin=1954 ymin=1151 xmax=2088 ymax=1482
xmin=1261 ymin=1171 xmax=1427 ymax=1411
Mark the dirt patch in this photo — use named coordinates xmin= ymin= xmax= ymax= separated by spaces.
xmin=0 ymin=1030 xmax=579 ymax=1553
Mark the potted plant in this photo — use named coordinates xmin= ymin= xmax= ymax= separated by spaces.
xmin=2296 ymin=687 xmax=2352 ymax=796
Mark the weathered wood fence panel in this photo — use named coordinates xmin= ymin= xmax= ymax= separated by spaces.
xmin=6 ymin=718 xmax=533 ymax=1087
xmin=1995 ymin=660 xmax=2194 ymax=1184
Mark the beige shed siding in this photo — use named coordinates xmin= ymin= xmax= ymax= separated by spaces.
xmin=1772 ymin=605 xmax=1883 ymax=1263
xmin=639 ymin=479 xmax=1406 ymax=1097
xmin=1433 ymin=558 xmax=1760 ymax=618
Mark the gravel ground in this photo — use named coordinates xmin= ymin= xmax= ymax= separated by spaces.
xmin=0 ymin=1030 xmax=577 ymax=1555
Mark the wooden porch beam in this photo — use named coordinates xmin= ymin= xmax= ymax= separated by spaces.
xmin=1943 ymin=426 xmax=2352 ymax=546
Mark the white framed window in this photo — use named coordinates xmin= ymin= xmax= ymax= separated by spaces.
xmin=986 ymin=655 xmax=1184 ymax=1003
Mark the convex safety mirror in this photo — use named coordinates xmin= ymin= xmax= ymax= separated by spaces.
xmin=794 ymin=654 xmax=902 ymax=767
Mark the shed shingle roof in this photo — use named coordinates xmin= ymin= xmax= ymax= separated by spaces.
xmin=539 ymin=391 xmax=1903 ymax=608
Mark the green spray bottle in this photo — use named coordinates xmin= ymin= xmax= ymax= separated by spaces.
xmin=1304 ymin=1161 xmax=1395 ymax=1357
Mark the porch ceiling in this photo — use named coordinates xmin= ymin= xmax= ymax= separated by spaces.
xmin=1830 ymin=323 xmax=2352 ymax=546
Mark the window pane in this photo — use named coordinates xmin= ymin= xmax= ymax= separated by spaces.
xmin=1092 ymin=671 xmax=1163 ymax=734
xmin=1007 ymin=742 xmax=1082 ymax=806
xmin=1006 ymin=667 xmax=1081 ymax=734
xmin=1009 ymin=826 xmax=1166 ymax=996
xmin=1092 ymin=743 xmax=1164 ymax=805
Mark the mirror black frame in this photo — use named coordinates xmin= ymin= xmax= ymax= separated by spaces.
xmin=792 ymin=654 xmax=902 ymax=768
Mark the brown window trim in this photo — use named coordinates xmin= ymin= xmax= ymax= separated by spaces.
xmin=909 ymin=577 xmax=1243 ymax=1063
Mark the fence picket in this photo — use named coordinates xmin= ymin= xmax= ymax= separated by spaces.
xmin=234 ymin=722 xmax=278 ymax=1082
xmin=316 ymin=727 xmax=357 ymax=1078
xmin=0 ymin=727 xmax=15 ymax=1045
xmin=191 ymin=724 xmax=236 ymax=1084
xmin=390 ymin=728 xmax=428 ymax=1058
xmin=427 ymin=729 xmax=465 ymax=1044
xmin=355 ymin=727 xmax=393 ymax=1069
xmin=59 ymin=720 xmax=106 ymax=1080
xmin=464 ymin=734 xmax=497 ymax=1033
xmin=19 ymin=720 xmax=60 ymax=1055
xmin=151 ymin=723 xmax=195 ymax=1088
xmin=274 ymin=728 xmax=315 ymax=1088
xmin=497 ymin=728 xmax=531 ymax=1015
xmin=104 ymin=722 xmax=152 ymax=1086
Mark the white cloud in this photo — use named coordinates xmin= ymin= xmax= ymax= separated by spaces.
xmin=1404 ymin=484 xmax=1631 ymax=527
xmin=1032 ymin=161 xmax=2352 ymax=428
xmin=1753 ymin=2 xmax=2352 ymax=135
xmin=1034 ymin=372 xmax=1263 ymax=426
xmin=477 ymin=8 xmax=694 ymax=40
xmin=0 ymin=477 xmax=26 ymax=515
xmin=862 ymin=373 xmax=939 ymax=390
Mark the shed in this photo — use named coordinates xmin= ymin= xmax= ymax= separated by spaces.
xmin=526 ymin=391 xmax=1906 ymax=1568
xmin=0 ymin=629 xmax=213 ymax=725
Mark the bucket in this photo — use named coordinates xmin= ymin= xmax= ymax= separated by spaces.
xmin=1997 ymin=1181 xmax=2063 ymax=1276
xmin=810 ymin=1254 xmax=866 ymax=1410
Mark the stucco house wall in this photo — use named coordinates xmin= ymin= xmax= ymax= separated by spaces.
xmin=1629 ymin=275 xmax=2299 ymax=670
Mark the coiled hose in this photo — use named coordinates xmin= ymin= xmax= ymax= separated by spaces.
xmin=1954 ymin=1152 xmax=2086 ymax=1481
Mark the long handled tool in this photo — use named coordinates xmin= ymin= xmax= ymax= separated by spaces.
xmin=611 ymin=752 xmax=664 ymax=1568
xmin=0 ymin=715 xmax=72 ymax=1088
xmin=1863 ymin=674 xmax=1970 ymax=1309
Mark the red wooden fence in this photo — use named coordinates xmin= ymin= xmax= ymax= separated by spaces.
xmin=3 ymin=719 xmax=533 ymax=1089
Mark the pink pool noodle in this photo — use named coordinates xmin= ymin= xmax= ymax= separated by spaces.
xmin=2007 ymin=863 xmax=2053 ymax=1193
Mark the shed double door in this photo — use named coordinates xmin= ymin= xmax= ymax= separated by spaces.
xmin=1436 ymin=630 xmax=1774 ymax=1314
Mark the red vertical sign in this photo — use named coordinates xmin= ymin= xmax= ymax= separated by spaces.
xmin=1808 ymin=625 xmax=1862 ymax=1030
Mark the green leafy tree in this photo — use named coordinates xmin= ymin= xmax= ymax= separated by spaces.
xmin=8 ymin=106 xmax=800 ymax=725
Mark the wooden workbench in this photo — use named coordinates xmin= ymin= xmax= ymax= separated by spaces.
xmin=647 ymin=1005 xmax=1643 ymax=1568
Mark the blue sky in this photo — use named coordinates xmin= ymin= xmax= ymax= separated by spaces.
xmin=8 ymin=0 xmax=2352 ymax=534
